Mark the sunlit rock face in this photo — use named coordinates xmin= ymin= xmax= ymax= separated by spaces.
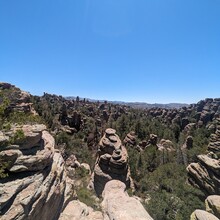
xmin=190 ymin=195 xmax=220 ymax=220
xmin=89 ymin=128 xmax=133 ymax=196
xmin=0 ymin=125 xmax=73 ymax=220
xmin=101 ymin=180 xmax=153 ymax=220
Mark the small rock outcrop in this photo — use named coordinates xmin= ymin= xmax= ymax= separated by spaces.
xmin=149 ymin=134 xmax=158 ymax=146
xmin=157 ymin=139 xmax=175 ymax=152
xmin=89 ymin=128 xmax=133 ymax=196
xmin=190 ymin=210 xmax=219 ymax=220
xmin=59 ymin=200 xmax=103 ymax=220
xmin=123 ymin=131 xmax=136 ymax=147
xmin=0 ymin=124 xmax=73 ymax=220
xmin=206 ymin=195 xmax=220 ymax=219
xmin=190 ymin=195 xmax=220 ymax=220
xmin=101 ymin=180 xmax=153 ymax=220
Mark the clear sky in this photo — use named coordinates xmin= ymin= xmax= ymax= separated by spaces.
xmin=0 ymin=0 xmax=220 ymax=104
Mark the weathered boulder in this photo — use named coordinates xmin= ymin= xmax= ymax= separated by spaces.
xmin=191 ymin=195 xmax=220 ymax=220
xmin=101 ymin=180 xmax=153 ymax=220
xmin=205 ymin=195 xmax=220 ymax=218
xmin=59 ymin=200 xmax=103 ymax=220
xmin=0 ymin=124 xmax=46 ymax=150
xmin=0 ymin=125 xmax=53 ymax=172
xmin=190 ymin=209 xmax=219 ymax=220
xmin=187 ymin=159 xmax=220 ymax=195
xmin=157 ymin=139 xmax=175 ymax=152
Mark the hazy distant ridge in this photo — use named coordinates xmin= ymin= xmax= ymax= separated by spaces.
xmin=65 ymin=96 xmax=189 ymax=109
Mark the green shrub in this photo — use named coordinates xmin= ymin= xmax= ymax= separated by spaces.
xmin=10 ymin=129 xmax=25 ymax=144
xmin=0 ymin=160 xmax=8 ymax=179
xmin=76 ymin=187 xmax=100 ymax=210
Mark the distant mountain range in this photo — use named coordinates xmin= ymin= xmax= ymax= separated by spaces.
xmin=65 ymin=96 xmax=189 ymax=109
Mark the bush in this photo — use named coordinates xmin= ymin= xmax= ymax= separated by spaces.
xmin=0 ymin=160 xmax=8 ymax=179
xmin=10 ymin=129 xmax=25 ymax=144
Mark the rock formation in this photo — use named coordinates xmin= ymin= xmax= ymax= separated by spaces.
xmin=145 ymin=98 xmax=220 ymax=133
xmin=157 ymin=139 xmax=175 ymax=152
xmin=123 ymin=131 xmax=136 ymax=147
xmin=59 ymin=200 xmax=103 ymax=220
xmin=190 ymin=210 xmax=219 ymax=220
xmin=101 ymin=180 xmax=153 ymax=220
xmin=190 ymin=195 xmax=220 ymax=220
xmin=206 ymin=195 xmax=220 ymax=218
xmin=0 ymin=124 xmax=74 ymax=220
xmin=89 ymin=128 xmax=133 ymax=196
xmin=187 ymin=119 xmax=220 ymax=195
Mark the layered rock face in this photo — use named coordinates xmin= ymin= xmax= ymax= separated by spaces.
xmin=101 ymin=180 xmax=153 ymax=220
xmin=0 ymin=124 xmax=73 ymax=220
xmin=187 ymin=119 xmax=220 ymax=195
xmin=89 ymin=128 xmax=132 ymax=196
xmin=190 ymin=195 xmax=220 ymax=220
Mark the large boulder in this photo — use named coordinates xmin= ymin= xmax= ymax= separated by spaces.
xmin=101 ymin=180 xmax=153 ymax=220
xmin=205 ymin=195 xmax=220 ymax=218
xmin=0 ymin=125 xmax=53 ymax=172
xmin=190 ymin=210 xmax=219 ymax=220
xmin=59 ymin=200 xmax=103 ymax=220
xmin=157 ymin=139 xmax=175 ymax=152
xmin=190 ymin=195 xmax=220 ymax=220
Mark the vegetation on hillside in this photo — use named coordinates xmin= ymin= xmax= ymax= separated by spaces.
xmin=0 ymin=85 xmax=215 ymax=219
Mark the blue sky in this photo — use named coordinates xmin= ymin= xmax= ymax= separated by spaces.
xmin=0 ymin=0 xmax=220 ymax=104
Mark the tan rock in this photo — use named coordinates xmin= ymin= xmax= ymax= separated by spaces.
xmin=197 ymin=155 xmax=220 ymax=176
xmin=187 ymin=162 xmax=219 ymax=194
xmin=0 ymin=131 xmax=54 ymax=172
xmin=190 ymin=209 xmax=219 ymax=220
xmin=101 ymin=180 xmax=153 ymax=220
xmin=59 ymin=200 xmax=103 ymax=220
xmin=158 ymin=139 xmax=175 ymax=152
xmin=205 ymin=195 xmax=220 ymax=218
xmin=187 ymin=120 xmax=220 ymax=194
